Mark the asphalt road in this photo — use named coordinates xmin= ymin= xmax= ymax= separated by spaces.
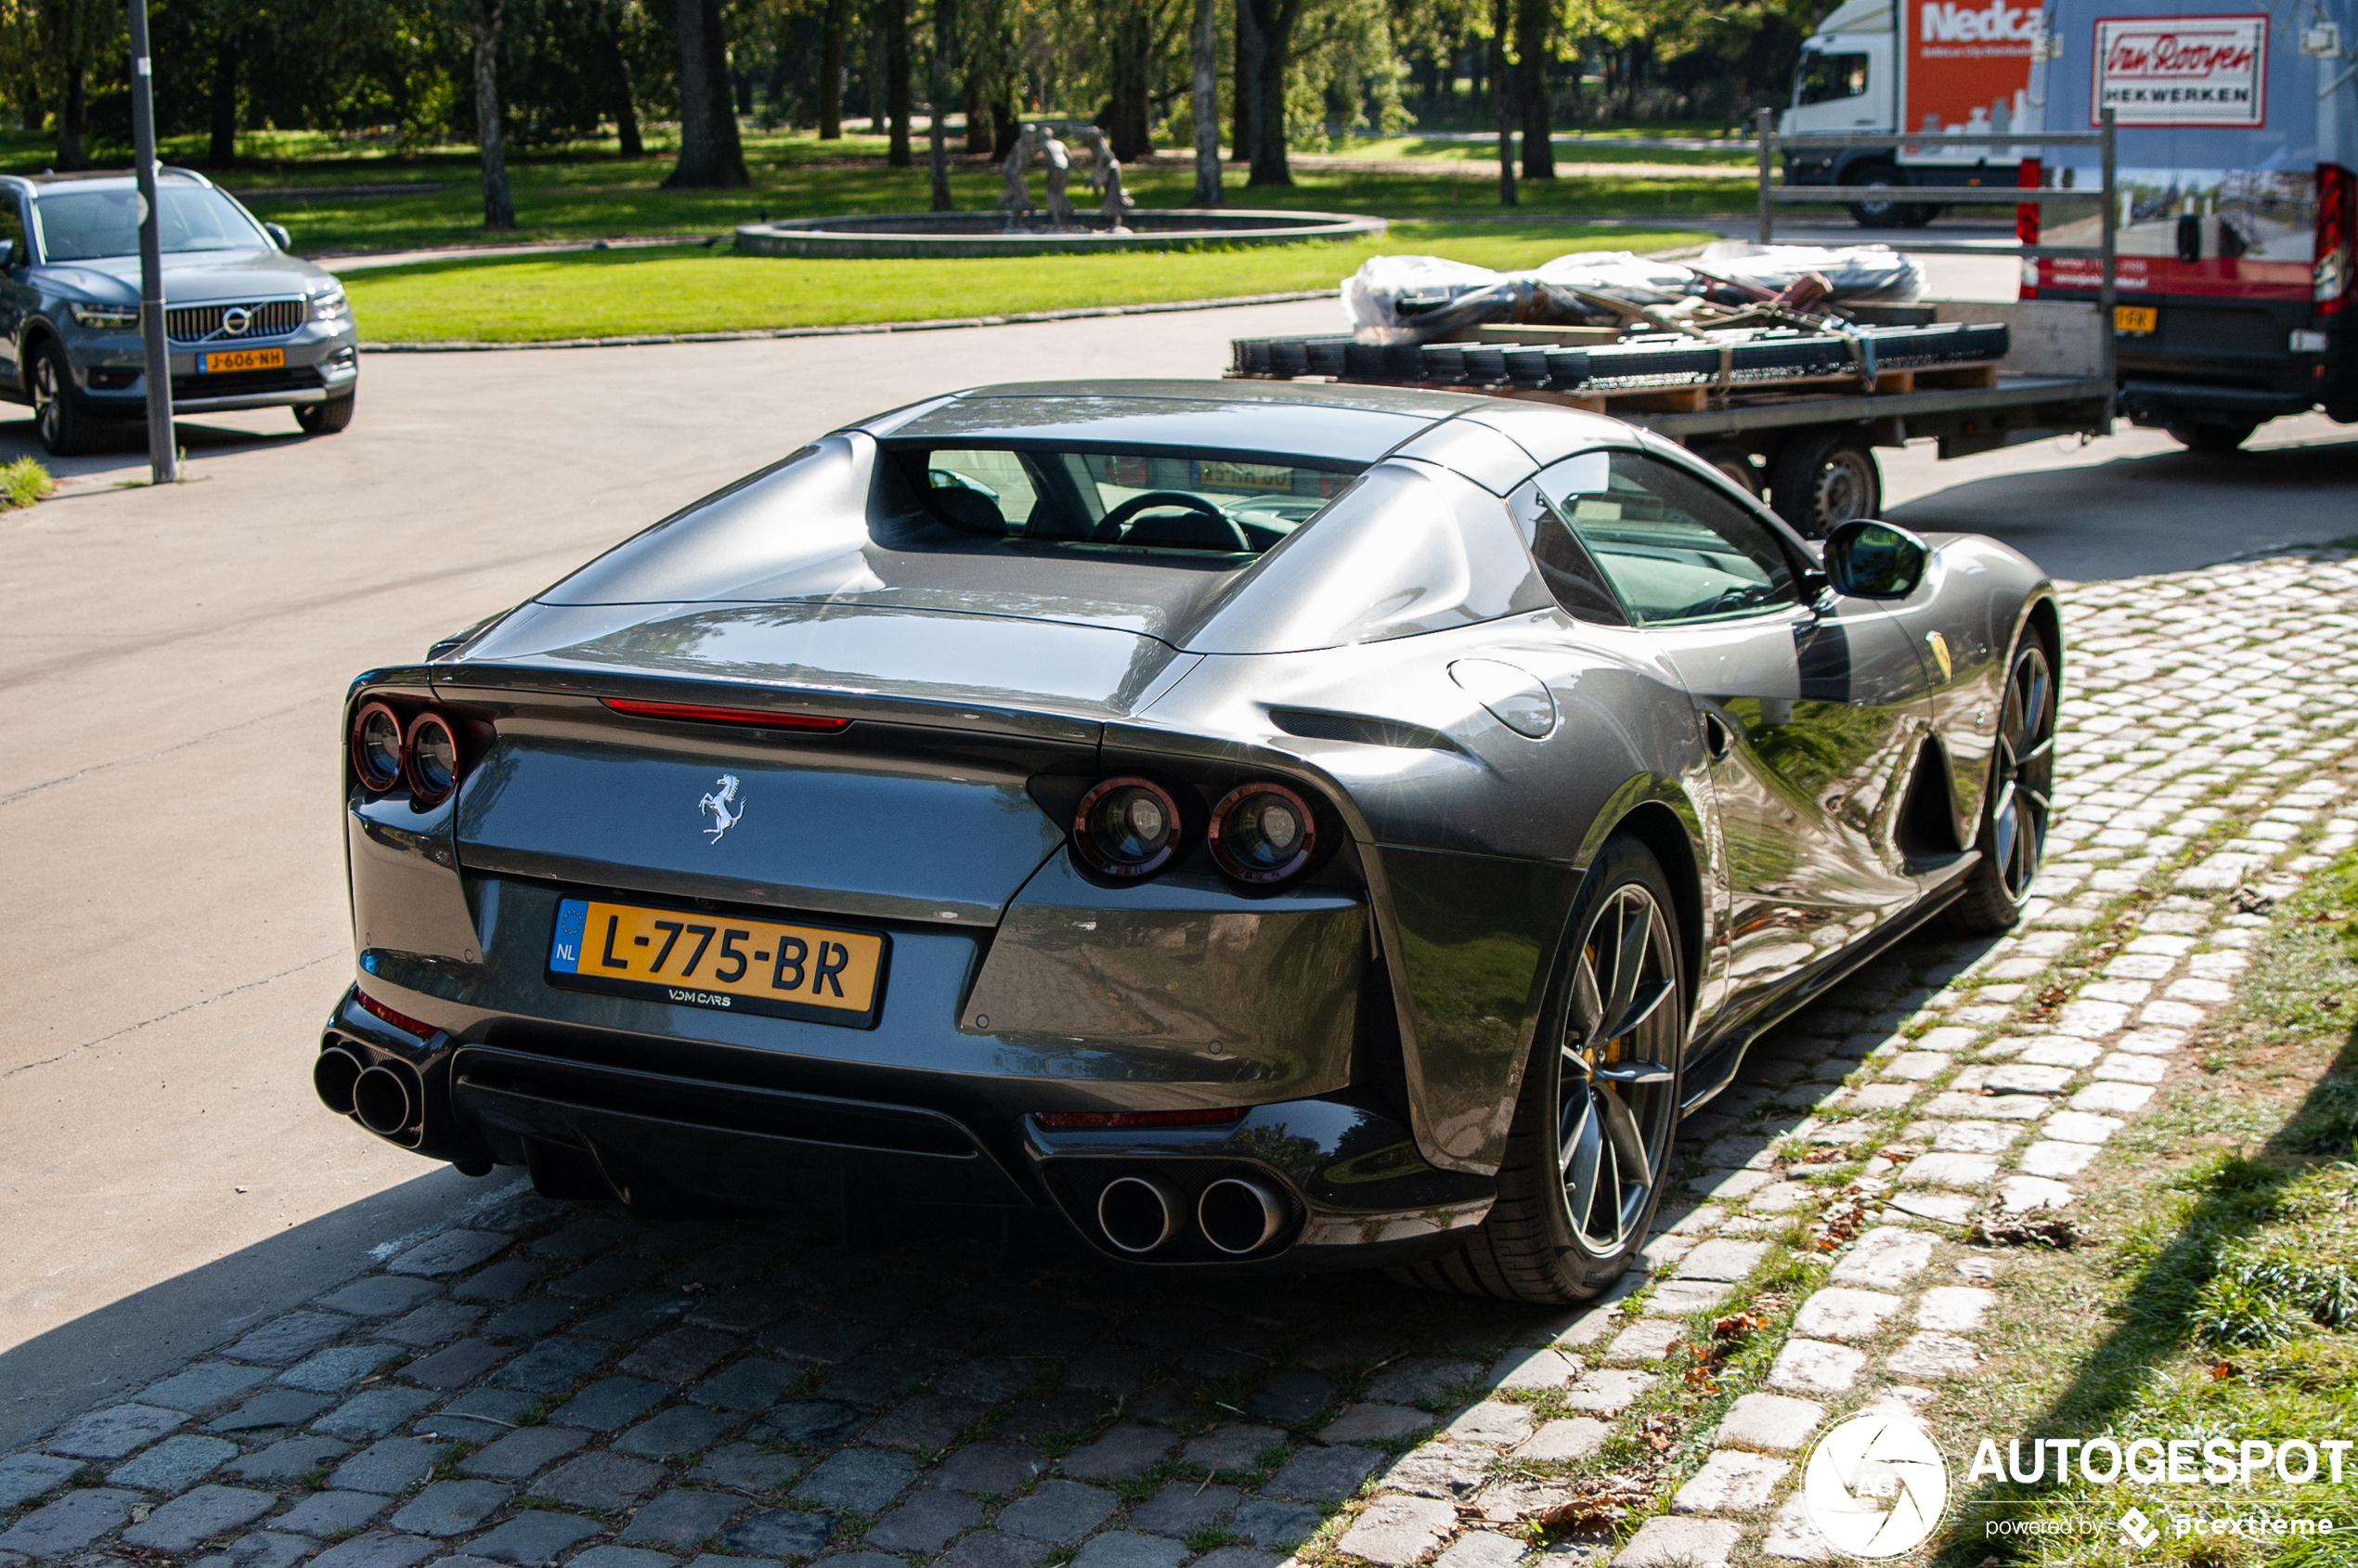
xmin=3 ymin=298 xmax=2352 ymax=1452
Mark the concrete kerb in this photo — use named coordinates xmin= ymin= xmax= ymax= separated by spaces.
xmin=735 ymin=209 xmax=1387 ymax=259
xmin=354 ymin=288 xmax=1344 ymax=354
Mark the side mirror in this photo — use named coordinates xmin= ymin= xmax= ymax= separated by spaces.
xmin=0 ymin=238 xmax=15 ymax=270
xmin=1822 ymin=518 xmax=1930 ymax=599
xmin=264 ymin=221 xmax=292 ymax=250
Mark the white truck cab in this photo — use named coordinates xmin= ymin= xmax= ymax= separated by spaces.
xmin=1781 ymin=0 xmax=2036 ymax=224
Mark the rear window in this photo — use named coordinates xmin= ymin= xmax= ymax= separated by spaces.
xmin=902 ymin=446 xmax=1361 ymax=555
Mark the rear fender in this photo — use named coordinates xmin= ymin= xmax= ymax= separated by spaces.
xmin=1116 ymin=619 xmax=1712 ymax=1174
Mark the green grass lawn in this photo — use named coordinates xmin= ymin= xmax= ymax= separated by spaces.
xmin=1309 ymin=135 xmax=1755 ymax=168
xmin=0 ymin=126 xmax=1756 ymax=254
xmin=340 ymin=220 xmax=1719 ymax=342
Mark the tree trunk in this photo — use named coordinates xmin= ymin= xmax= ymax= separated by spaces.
xmin=884 ymin=0 xmax=912 ymax=167
xmin=471 ymin=0 xmax=514 ymax=227
xmin=1189 ymin=0 xmax=1220 ymax=204
xmin=1241 ymin=0 xmax=1296 ymax=185
xmin=1105 ymin=0 xmax=1151 ymax=160
xmin=57 ymin=61 xmax=85 ymax=170
xmin=600 ymin=3 xmax=643 ymax=156
xmin=207 ymin=31 xmax=238 ymax=165
xmin=927 ymin=0 xmax=953 ymax=209
xmin=1490 ymin=0 xmax=1515 ymax=205
xmin=1231 ymin=5 xmax=1252 ymax=164
xmin=819 ymin=0 xmax=844 ymax=138
xmin=965 ymin=73 xmax=991 ymax=153
xmin=665 ymin=0 xmax=749 ymax=186
xmin=1516 ymin=0 xmax=1553 ymax=179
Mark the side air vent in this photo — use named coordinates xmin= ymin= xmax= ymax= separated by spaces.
xmin=1268 ymin=707 xmax=1462 ymax=752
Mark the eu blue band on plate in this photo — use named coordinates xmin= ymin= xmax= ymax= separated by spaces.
xmin=549 ymin=899 xmax=590 ymax=974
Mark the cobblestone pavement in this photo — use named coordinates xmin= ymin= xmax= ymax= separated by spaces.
xmin=6 ymin=549 xmax=2356 ymax=1568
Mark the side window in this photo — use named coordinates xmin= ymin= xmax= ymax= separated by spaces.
xmin=1796 ymin=51 xmax=1870 ymax=105
xmin=1536 ymin=450 xmax=1798 ymax=626
xmin=1522 ymin=491 xmax=1629 ymax=624
xmin=0 ymin=197 xmax=25 ymax=266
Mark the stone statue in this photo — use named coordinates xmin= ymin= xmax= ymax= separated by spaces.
xmin=997 ymin=123 xmax=1081 ymax=229
xmin=1071 ymin=125 xmax=1135 ymax=229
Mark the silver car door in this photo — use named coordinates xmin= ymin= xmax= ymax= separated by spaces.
xmin=1537 ymin=447 xmax=1930 ymax=1027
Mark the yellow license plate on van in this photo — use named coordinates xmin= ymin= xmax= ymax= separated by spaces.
xmin=2114 ymin=305 xmax=2157 ymax=335
xmin=546 ymin=898 xmax=888 ymax=1027
xmin=198 ymin=347 xmax=284 ymax=372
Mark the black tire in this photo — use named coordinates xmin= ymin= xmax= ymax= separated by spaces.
xmin=296 ymin=392 xmax=357 ymax=434
xmin=2164 ymin=420 xmax=2255 ymax=453
xmin=1396 ymin=835 xmax=1687 ymax=1304
xmin=31 ymin=338 xmax=97 ymax=457
xmin=1944 ymin=630 xmax=2059 ymax=934
xmin=1896 ymin=202 xmax=1941 ymax=229
xmin=1768 ymin=430 xmax=1881 ymax=538
xmin=1839 ymin=162 xmax=1921 ymax=227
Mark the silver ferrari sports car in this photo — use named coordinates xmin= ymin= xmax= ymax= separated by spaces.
xmin=322 ymin=380 xmax=2057 ymax=1303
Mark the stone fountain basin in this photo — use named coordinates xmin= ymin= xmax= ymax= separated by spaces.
xmin=733 ymin=209 xmax=1386 ymax=259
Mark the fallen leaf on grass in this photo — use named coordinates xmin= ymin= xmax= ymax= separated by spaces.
xmin=2211 ymin=1360 xmax=2239 ymax=1380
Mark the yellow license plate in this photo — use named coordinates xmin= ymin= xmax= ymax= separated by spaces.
xmin=2115 ymin=305 xmax=2157 ymax=335
xmin=197 ymin=346 xmax=285 ymax=373
xmin=547 ymin=898 xmax=888 ymax=1027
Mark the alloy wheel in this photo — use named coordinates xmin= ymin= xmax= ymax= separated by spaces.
xmin=1558 ymin=883 xmax=1679 ymax=1254
xmin=32 ymin=353 xmax=59 ymax=447
xmin=1989 ymin=642 xmax=2055 ymax=901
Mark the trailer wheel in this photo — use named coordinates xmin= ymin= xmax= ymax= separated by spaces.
xmin=1691 ymin=443 xmax=1763 ymax=498
xmin=1845 ymin=162 xmax=1934 ymax=228
xmin=1769 ymin=431 xmax=1882 ymax=538
xmin=2165 ymin=421 xmax=2257 ymax=453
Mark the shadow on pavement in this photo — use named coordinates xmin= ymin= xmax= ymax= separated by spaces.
xmin=1892 ymin=434 xmax=2358 ymax=582
xmin=4 ymin=925 xmax=1986 ymax=1462
xmin=0 ymin=1163 xmax=497 ymax=1455
xmin=0 ymin=413 xmax=311 ymax=492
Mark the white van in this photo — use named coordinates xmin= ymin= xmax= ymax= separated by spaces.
xmin=2025 ymin=0 xmax=2356 ymax=446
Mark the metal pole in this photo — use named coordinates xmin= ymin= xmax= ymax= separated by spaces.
xmin=2098 ymin=107 xmax=2118 ymax=389
xmin=128 ymin=0 xmax=175 ymax=485
xmin=1756 ymin=108 xmax=1774 ymax=243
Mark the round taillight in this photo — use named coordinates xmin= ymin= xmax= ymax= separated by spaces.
xmin=1209 ymin=782 xmax=1315 ymax=884
xmin=1072 ymin=777 xmax=1182 ymax=879
xmin=404 ymin=711 xmax=461 ymax=805
xmin=351 ymin=701 xmax=403 ymax=793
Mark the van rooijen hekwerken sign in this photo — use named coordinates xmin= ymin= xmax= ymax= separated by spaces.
xmin=2094 ymin=14 xmax=2269 ymax=126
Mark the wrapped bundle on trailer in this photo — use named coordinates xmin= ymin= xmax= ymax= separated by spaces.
xmin=1230 ymin=246 xmax=2118 ymax=535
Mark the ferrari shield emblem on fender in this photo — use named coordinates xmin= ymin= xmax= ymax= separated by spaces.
xmin=1924 ymin=631 xmax=1952 ymax=683
xmin=698 ymin=773 xmax=746 ymax=844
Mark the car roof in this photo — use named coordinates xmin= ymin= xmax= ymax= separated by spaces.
xmin=8 ymin=167 xmax=214 ymax=191
xmin=864 ymin=379 xmax=1631 ymax=470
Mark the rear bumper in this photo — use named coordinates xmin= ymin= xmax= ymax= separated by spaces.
xmin=320 ymin=987 xmax=1496 ymax=1269
xmin=2043 ymin=288 xmax=2353 ymax=421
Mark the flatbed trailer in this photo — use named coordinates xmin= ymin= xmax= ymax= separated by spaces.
xmin=1227 ymin=299 xmax=2116 ymax=535
xmin=1228 ymin=119 xmax=2123 ymax=534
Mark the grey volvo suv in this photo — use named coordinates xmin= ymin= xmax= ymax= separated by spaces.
xmin=0 ymin=167 xmax=359 ymax=455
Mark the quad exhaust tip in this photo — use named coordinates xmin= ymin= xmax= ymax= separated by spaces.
xmin=352 ymin=1062 xmax=421 ymax=1138
xmin=313 ymin=1046 xmax=366 ymax=1117
xmin=1095 ymin=1174 xmax=1180 ymax=1254
xmin=1198 ymin=1176 xmax=1286 ymax=1255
